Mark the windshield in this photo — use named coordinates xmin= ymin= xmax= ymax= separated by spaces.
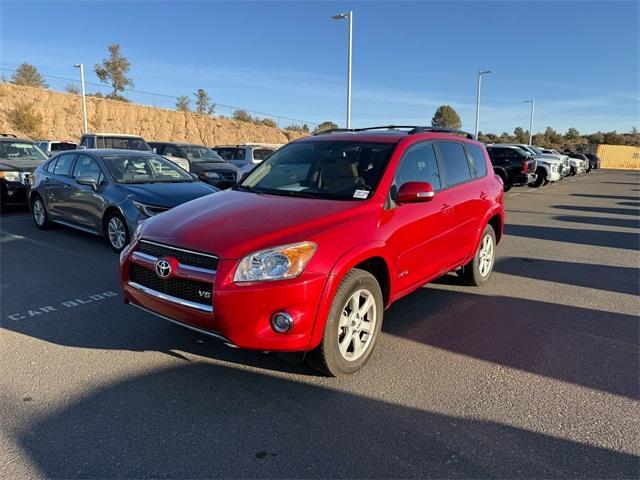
xmin=238 ymin=141 xmax=395 ymax=200
xmin=184 ymin=146 xmax=226 ymax=163
xmin=97 ymin=136 xmax=152 ymax=151
xmin=0 ymin=141 xmax=48 ymax=161
xmin=101 ymin=154 xmax=194 ymax=183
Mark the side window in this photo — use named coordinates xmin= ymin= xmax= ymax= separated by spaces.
xmin=437 ymin=142 xmax=472 ymax=187
xmin=72 ymin=154 xmax=104 ymax=183
xmin=393 ymin=142 xmax=442 ymax=192
xmin=81 ymin=136 xmax=95 ymax=149
xmin=466 ymin=143 xmax=488 ymax=178
xmin=52 ymin=153 xmax=76 ymax=176
xmin=44 ymin=158 xmax=57 ymax=173
xmin=163 ymin=145 xmax=181 ymax=158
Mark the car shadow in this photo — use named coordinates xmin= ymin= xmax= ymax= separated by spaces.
xmin=493 ymin=256 xmax=640 ymax=295
xmin=571 ymin=193 xmax=639 ymax=201
xmin=11 ymin=363 xmax=639 ymax=479
xmin=553 ymin=214 xmax=640 ymax=230
xmin=618 ymin=201 xmax=640 ymax=207
xmin=383 ymin=287 xmax=639 ymax=400
xmin=552 ymin=204 xmax=640 ymax=217
xmin=504 ymin=224 xmax=639 ymax=250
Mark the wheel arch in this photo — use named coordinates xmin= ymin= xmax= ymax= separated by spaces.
xmin=101 ymin=205 xmax=125 ymax=237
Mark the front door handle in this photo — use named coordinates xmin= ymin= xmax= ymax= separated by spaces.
xmin=44 ymin=177 xmax=50 ymax=183
xmin=65 ymin=184 xmax=72 ymax=190
xmin=480 ymin=191 xmax=488 ymax=200
xmin=441 ymin=203 xmax=452 ymax=213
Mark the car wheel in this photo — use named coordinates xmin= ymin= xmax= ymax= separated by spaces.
xmin=32 ymin=195 xmax=52 ymax=229
xmin=503 ymin=182 xmax=512 ymax=192
xmin=529 ymin=168 xmax=546 ymax=188
xmin=459 ymin=225 xmax=496 ymax=286
xmin=105 ymin=211 xmax=130 ymax=252
xmin=570 ymin=166 xmax=577 ymax=176
xmin=307 ymin=268 xmax=383 ymax=376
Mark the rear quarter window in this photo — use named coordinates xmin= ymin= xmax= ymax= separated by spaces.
xmin=466 ymin=143 xmax=488 ymax=178
xmin=437 ymin=142 xmax=473 ymax=187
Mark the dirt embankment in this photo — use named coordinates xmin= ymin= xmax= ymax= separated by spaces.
xmin=0 ymin=83 xmax=305 ymax=145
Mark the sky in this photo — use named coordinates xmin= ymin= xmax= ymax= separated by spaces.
xmin=1 ymin=0 xmax=638 ymax=134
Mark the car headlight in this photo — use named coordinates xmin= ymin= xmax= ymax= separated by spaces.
xmin=0 ymin=171 xmax=21 ymax=182
xmin=132 ymin=223 xmax=144 ymax=243
xmin=132 ymin=200 xmax=169 ymax=217
xmin=234 ymin=241 xmax=317 ymax=283
xmin=203 ymin=171 xmax=221 ymax=179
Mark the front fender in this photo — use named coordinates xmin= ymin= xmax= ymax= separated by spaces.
xmin=306 ymin=241 xmax=395 ymax=350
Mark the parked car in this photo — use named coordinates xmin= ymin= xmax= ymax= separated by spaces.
xmin=212 ymin=143 xmax=280 ymax=168
xmin=30 ymin=149 xmax=217 ymax=251
xmin=524 ymin=145 xmax=571 ymax=177
xmin=79 ymin=132 xmax=152 ymax=152
xmin=510 ymin=144 xmax=565 ymax=185
xmin=560 ymin=151 xmax=590 ymax=174
xmin=485 ymin=145 xmax=537 ymax=191
xmin=35 ymin=140 xmax=78 ymax=156
xmin=0 ymin=134 xmax=48 ymax=210
xmin=149 ymin=142 xmax=239 ymax=189
xmin=585 ymin=153 xmax=601 ymax=170
xmin=120 ymin=126 xmax=504 ymax=376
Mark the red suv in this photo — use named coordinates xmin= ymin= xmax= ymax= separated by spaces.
xmin=119 ymin=126 xmax=504 ymax=375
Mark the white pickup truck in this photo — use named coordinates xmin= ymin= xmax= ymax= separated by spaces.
xmin=510 ymin=144 xmax=565 ymax=187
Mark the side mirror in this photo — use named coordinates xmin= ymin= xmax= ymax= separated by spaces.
xmin=76 ymin=175 xmax=98 ymax=190
xmin=397 ymin=181 xmax=435 ymax=204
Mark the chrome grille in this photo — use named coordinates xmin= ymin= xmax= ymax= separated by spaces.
xmin=135 ymin=240 xmax=219 ymax=271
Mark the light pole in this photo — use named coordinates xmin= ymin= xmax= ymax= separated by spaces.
xmin=74 ymin=63 xmax=88 ymax=134
xmin=332 ymin=11 xmax=353 ymax=129
xmin=474 ymin=70 xmax=492 ymax=139
xmin=524 ymin=99 xmax=535 ymax=145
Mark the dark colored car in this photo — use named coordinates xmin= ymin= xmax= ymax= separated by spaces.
xmin=149 ymin=142 xmax=239 ymax=189
xmin=79 ymin=133 xmax=152 ymax=151
xmin=0 ymin=134 xmax=49 ymax=210
xmin=486 ymin=145 xmax=537 ymax=191
xmin=120 ymin=126 xmax=505 ymax=376
xmin=585 ymin=153 xmax=601 ymax=170
xmin=29 ymin=149 xmax=217 ymax=251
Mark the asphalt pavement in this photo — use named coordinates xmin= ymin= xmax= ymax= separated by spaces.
xmin=1 ymin=169 xmax=639 ymax=478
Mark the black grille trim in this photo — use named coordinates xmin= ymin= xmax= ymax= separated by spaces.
xmin=129 ymin=263 xmax=212 ymax=306
xmin=136 ymin=240 xmax=219 ymax=271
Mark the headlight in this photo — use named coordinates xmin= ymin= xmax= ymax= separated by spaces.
xmin=132 ymin=200 xmax=169 ymax=217
xmin=132 ymin=223 xmax=144 ymax=243
xmin=234 ymin=241 xmax=317 ymax=283
xmin=203 ymin=171 xmax=221 ymax=179
xmin=0 ymin=171 xmax=21 ymax=182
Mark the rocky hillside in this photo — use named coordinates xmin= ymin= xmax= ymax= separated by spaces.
xmin=0 ymin=83 xmax=304 ymax=145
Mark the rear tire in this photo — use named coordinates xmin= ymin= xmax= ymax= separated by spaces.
xmin=529 ymin=168 xmax=546 ymax=188
xmin=459 ymin=225 xmax=496 ymax=286
xmin=307 ymin=269 xmax=383 ymax=376
xmin=31 ymin=194 xmax=52 ymax=229
xmin=105 ymin=211 xmax=130 ymax=253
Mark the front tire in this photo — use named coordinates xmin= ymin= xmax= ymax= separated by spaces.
xmin=32 ymin=194 xmax=52 ymax=229
xmin=529 ymin=168 xmax=546 ymax=188
xmin=459 ymin=225 xmax=496 ymax=286
xmin=307 ymin=269 xmax=383 ymax=376
xmin=105 ymin=211 xmax=130 ymax=252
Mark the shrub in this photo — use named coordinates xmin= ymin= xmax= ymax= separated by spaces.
xmin=6 ymin=102 xmax=43 ymax=138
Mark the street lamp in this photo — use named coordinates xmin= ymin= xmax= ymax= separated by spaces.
xmin=74 ymin=63 xmax=88 ymax=134
xmin=474 ymin=69 xmax=492 ymax=139
xmin=524 ymin=99 xmax=535 ymax=145
xmin=332 ymin=11 xmax=353 ymax=129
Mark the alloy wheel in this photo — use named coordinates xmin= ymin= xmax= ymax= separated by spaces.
xmin=337 ymin=288 xmax=377 ymax=361
xmin=107 ymin=216 xmax=126 ymax=250
xmin=478 ymin=234 xmax=494 ymax=277
xmin=33 ymin=199 xmax=45 ymax=226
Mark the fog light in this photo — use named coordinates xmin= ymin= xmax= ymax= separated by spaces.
xmin=271 ymin=312 xmax=293 ymax=333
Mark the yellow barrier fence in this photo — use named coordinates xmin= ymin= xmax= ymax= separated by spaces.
xmin=596 ymin=144 xmax=640 ymax=170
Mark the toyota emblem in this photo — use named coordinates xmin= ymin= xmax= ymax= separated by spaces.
xmin=154 ymin=258 xmax=173 ymax=279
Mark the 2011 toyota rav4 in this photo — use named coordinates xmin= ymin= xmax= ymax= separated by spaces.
xmin=120 ymin=126 xmax=505 ymax=376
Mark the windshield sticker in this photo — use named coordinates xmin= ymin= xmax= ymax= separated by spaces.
xmin=353 ymin=189 xmax=369 ymax=199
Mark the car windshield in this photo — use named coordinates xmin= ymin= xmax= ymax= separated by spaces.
xmin=238 ymin=141 xmax=395 ymax=200
xmin=97 ymin=136 xmax=152 ymax=151
xmin=184 ymin=146 xmax=226 ymax=163
xmin=101 ymin=154 xmax=194 ymax=183
xmin=0 ymin=141 xmax=48 ymax=161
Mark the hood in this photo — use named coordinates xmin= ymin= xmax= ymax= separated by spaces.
xmin=189 ymin=162 xmax=238 ymax=173
xmin=0 ymin=158 xmax=46 ymax=172
xmin=119 ymin=181 xmax=217 ymax=208
xmin=140 ymin=189 xmax=364 ymax=259
xmin=535 ymin=155 xmax=563 ymax=164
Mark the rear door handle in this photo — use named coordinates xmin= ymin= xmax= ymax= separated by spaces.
xmin=441 ymin=203 xmax=452 ymax=213
xmin=480 ymin=191 xmax=488 ymax=200
xmin=65 ymin=184 xmax=72 ymax=190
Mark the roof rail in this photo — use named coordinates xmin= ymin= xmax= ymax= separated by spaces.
xmin=312 ymin=125 xmax=474 ymax=139
xmin=407 ymin=127 xmax=474 ymax=139
xmin=0 ymin=133 xmax=17 ymax=138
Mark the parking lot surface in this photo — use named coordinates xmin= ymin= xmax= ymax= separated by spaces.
xmin=1 ymin=169 xmax=639 ymax=478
